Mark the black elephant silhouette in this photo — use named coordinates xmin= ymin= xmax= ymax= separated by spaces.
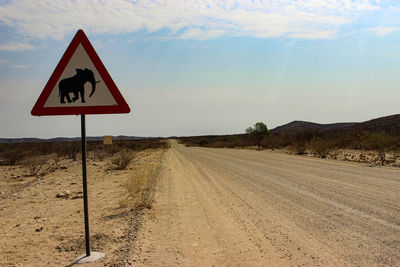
xmin=59 ymin=68 xmax=100 ymax=104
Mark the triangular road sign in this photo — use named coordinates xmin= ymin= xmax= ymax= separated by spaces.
xmin=31 ymin=29 xmax=130 ymax=116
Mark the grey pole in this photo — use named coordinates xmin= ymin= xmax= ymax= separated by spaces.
xmin=81 ymin=114 xmax=90 ymax=256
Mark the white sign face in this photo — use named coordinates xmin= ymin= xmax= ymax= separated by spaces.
xmin=44 ymin=44 xmax=117 ymax=108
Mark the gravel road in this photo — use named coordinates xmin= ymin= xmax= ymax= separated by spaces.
xmin=132 ymin=140 xmax=400 ymax=266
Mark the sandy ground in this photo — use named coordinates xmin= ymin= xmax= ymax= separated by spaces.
xmin=0 ymin=149 xmax=165 ymax=267
xmin=1 ymin=141 xmax=400 ymax=266
xmin=131 ymin=140 xmax=400 ymax=266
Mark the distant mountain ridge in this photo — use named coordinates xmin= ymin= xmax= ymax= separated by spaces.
xmin=351 ymin=114 xmax=400 ymax=133
xmin=271 ymin=121 xmax=358 ymax=133
xmin=271 ymin=114 xmax=400 ymax=134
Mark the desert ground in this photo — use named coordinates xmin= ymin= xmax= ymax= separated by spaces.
xmin=1 ymin=140 xmax=400 ymax=266
xmin=0 ymin=146 xmax=165 ymax=266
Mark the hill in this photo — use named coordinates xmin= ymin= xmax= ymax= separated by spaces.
xmin=271 ymin=121 xmax=358 ymax=133
xmin=350 ymin=114 xmax=400 ymax=134
xmin=271 ymin=114 xmax=400 ymax=134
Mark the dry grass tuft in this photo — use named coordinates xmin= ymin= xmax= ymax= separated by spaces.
xmin=21 ymin=158 xmax=46 ymax=177
xmin=119 ymin=159 xmax=161 ymax=210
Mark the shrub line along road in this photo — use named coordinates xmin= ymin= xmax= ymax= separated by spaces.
xmin=131 ymin=140 xmax=400 ymax=266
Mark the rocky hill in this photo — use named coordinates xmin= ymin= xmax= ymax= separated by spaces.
xmin=349 ymin=114 xmax=400 ymax=134
xmin=271 ymin=114 xmax=400 ymax=134
xmin=271 ymin=121 xmax=358 ymax=133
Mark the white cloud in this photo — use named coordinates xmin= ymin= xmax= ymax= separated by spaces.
xmin=290 ymin=30 xmax=337 ymax=39
xmin=11 ymin=64 xmax=28 ymax=69
xmin=0 ymin=42 xmax=35 ymax=51
xmin=367 ymin=26 xmax=398 ymax=36
xmin=180 ymin=28 xmax=226 ymax=40
xmin=0 ymin=0 xmax=386 ymax=41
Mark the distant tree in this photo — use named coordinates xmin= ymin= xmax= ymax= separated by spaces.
xmin=246 ymin=122 xmax=270 ymax=150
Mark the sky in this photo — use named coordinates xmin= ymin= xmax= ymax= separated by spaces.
xmin=1 ymin=0 xmax=400 ymax=138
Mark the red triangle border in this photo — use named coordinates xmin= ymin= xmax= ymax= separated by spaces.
xmin=31 ymin=29 xmax=130 ymax=116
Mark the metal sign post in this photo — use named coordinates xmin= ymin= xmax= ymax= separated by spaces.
xmin=81 ymin=114 xmax=90 ymax=256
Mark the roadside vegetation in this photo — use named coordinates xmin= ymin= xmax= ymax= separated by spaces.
xmin=119 ymin=158 xmax=161 ymax=210
xmin=179 ymin=125 xmax=400 ymax=166
xmin=0 ymin=138 xmax=170 ymax=182
xmin=0 ymin=138 xmax=169 ymax=166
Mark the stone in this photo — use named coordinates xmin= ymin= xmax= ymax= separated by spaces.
xmin=56 ymin=190 xmax=71 ymax=199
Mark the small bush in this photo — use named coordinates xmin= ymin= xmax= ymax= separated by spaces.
xmin=22 ymin=158 xmax=46 ymax=177
xmin=309 ymin=138 xmax=334 ymax=158
xmin=57 ymin=142 xmax=81 ymax=160
xmin=36 ymin=143 xmax=55 ymax=155
xmin=198 ymin=139 xmax=209 ymax=147
xmin=93 ymin=149 xmax=108 ymax=162
xmin=107 ymin=145 xmax=122 ymax=155
xmin=289 ymin=142 xmax=307 ymax=155
xmin=111 ymin=150 xmax=134 ymax=170
xmin=4 ymin=149 xmax=25 ymax=165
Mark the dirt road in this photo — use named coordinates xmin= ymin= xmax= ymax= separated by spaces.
xmin=131 ymin=140 xmax=400 ymax=266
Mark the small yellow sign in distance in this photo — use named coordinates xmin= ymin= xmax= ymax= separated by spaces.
xmin=103 ymin=135 xmax=112 ymax=145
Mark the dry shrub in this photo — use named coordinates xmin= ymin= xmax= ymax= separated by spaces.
xmin=106 ymin=144 xmax=122 ymax=155
xmin=198 ymin=138 xmax=209 ymax=147
xmin=56 ymin=142 xmax=81 ymax=160
xmin=0 ymin=143 xmax=5 ymax=153
xmin=120 ymin=161 xmax=159 ymax=210
xmin=21 ymin=158 xmax=46 ymax=177
xmin=289 ymin=142 xmax=307 ymax=155
xmin=111 ymin=150 xmax=134 ymax=170
xmin=4 ymin=149 xmax=25 ymax=165
xmin=162 ymin=140 xmax=171 ymax=149
xmin=309 ymin=138 xmax=334 ymax=158
xmin=93 ymin=149 xmax=108 ymax=162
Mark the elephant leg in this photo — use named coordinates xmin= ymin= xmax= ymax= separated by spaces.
xmin=65 ymin=93 xmax=73 ymax=103
xmin=72 ymin=90 xmax=79 ymax=102
xmin=60 ymin=93 xmax=66 ymax=103
xmin=59 ymin=86 xmax=66 ymax=103
xmin=80 ymin=87 xmax=86 ymax=103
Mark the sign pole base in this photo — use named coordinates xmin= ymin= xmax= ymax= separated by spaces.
xmin=73 ymin=252 xmax=105 ymax=264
